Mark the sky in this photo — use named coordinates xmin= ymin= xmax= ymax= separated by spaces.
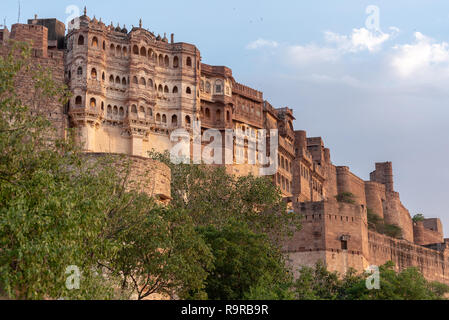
xmin=1 ymin=0 xmax=449 ymax=234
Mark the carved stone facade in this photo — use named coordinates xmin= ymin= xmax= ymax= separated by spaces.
xmin=2 ymin=13 xmax=449 ymax=285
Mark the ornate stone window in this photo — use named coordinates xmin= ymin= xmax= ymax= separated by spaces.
xmin=78 ymin=35 xmax=84 ymax=46
xmin=172 ymin=86 xmax=178 ymax=94
xmin=90 ymin=98 xmax=96 ymax=108
xmin=186 ymin=87 xmax=191 ymax=95
xmin=205 ymin=81 xmax=211 ymax=93
xmin=77 ymin=67 xmax=83 ymax=76
xmin=162 ymin=114 xmax=167 ymax=123
xmin=173 ymin=56 xmax=179 ymax=68
xmin=75 ymin=96 xmax=82 ymax=106
xmin=133 ymin=45 xmax=139 ymax=55
xmin=215 ymin=80 xmax=223 ymax=93
xmin=91 ymin=37 xmax=98 ymax=48
xmin=91 ymin=68 xmax=97 ymax=79
xmin=186 ymin=57 xmax=192 ymax=67
xmin=140 ymin=77 xmax=146 ymax=86
xmin=164 ymin=85 xmax=169 ymax=93
xmin=140 ymin=47 xmax=146 ymax=57
xmin=185 ymin=115 xmax=191 ymax=125
xmin=172 ymin=115 xmax=178 ymax=126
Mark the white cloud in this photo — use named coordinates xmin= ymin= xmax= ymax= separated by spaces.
xmin=246 ymin=27 xmax=398 ymax=67
xmin=391 ymin=32 xmax=449 ymax=77
xmin=246 ymin=38 xmax=279 ymax=50
xmin=325 ymin=27 xmax=399 ymax=53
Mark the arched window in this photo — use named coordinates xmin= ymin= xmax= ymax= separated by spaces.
xmin=205 ymin=81 xmax=211 ymax=93
xmin=172 ymin=86 xmax=178 ymax=94
xmin=158 ymin=54 xmax=164 ymax=66
xmin=116 ymin=45 xmax=122 ymax=57
xmin=140 ymin=47 xmax=146 ymax=57
xmin=156 ymin=113 xmax=161 ymax=122
xmin=109 ymin=75 xmax=114 ymax=83
xmin=185 ymin=115 xmax=191 ymax=125
xmin=148 ymin=108 xmax=153 ymax=117
xmin=102 ymin=72 xmax=105 ymax=81
xmin=164 ymin=85 xmax=169 ymax=93
xmin=133 ymin=76 xmax=138 ymax=85
xmin=173 ymin=56 xmax=179 ymax=68
xmin=77 ymin=67 xmax=83 ymax=76
xmin=122 ymin=77 xmax=127 ymax=86
xmin=133 ymin=45 xmax=139 ymax=55
xmin=226 ymin=110 xmax=230 ymax=122
xmin=91 ymin=68 xmax=97 ymax=79
xmin=205 ymin=108 xmax=210 ymax=119
xmin=186 ymin=57 xmax=192 ymax=67
xmin=131 ymin=105 xmax=137 ymax=113
xmin=140 ymin=77 xmax=146 ymax=86
xmin=123 ymin=47 xmax=128 ymax=57
xmin=113 ymin=106 xmax=118 ymax=115
xmin=162 ymin=114 xmax=167 ymax=123
xmin=148 ymin=79 xmax=153 ymax=88
xmin=91 ymin=37 xmax=98 ymax=47
xmin=119 ymin=107 xmax=124 ymax=117
xmin=102 ymin=41 xmax=106 ymax=50
xmin=75 ymin=96 xmax=82 ymax=106
xmin=110 ymin=44 xmax=115 ymax=56
xmin=158 ymin=84 xmax=163 ymax=92
xmin=78 ymin=35 xmax=84 ymax=46
xmin=90 ymin=98 xmax=96 ymax=108
xmin=164 ymin=55 xmax=169 ymax=67
xmin=186 ymin=87 xmax=191 ymax=94
xmin=148 ymin=48 xmax=153 ymax=59
xmin=107 ymin=105 xmax=112 ymax=114
xmin=171 ymin=115 xmax=178 ymax=126
xmin=216 ymin=109 xmax=221 ymax=121
xmin=115 ymin=76 xmax=120 ymax=84
xmin=139 ymin=106 xmax=145 ymax=114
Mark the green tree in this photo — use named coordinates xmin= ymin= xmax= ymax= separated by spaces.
xmin=335 ymin=192 xmax=356 ymax=204
xmin=196 ymin=221 xmax=292 ymax=300
xmin=104 ymin=195 xmax=214 ymax=300
xmin=148 ymin=150 xmax=301 ymax=243
xmin=413 ymin=214 xmax=425 ymax=223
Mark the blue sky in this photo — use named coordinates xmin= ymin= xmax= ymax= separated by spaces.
xmin=2 ymin=0 xmax=449 ymax=234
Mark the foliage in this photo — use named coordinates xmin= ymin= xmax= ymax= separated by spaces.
xmin=413 ymin=214 xmax=425 ymax=223
xmin=367 ymin=209 xmax=403 ymax=239
xmin=149 ymin=150 xmax=301 ymax=243
xmin=104 ymin=196 xmax=214 ymax=300
xmin=293 ymin=261 xmax=449 ymax=300
xmin=335 ymin=192 xmax=356 ymax=204
xmin=195 ymin=221 xmax=292 ymax=300
xmin=0 ymin=42 xmax=125 ymax=299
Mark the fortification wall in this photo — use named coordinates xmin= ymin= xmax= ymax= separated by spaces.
xmin=414 ymin=221 xmax=444 ymax=246
xmin=85 ymin=153 xmax=171 ymax=201
xmin=384 ymin=192 xmax=414 ymax=242
xmin=368 ymin=231 xmax=449 ymax=284
xmin=0 ymin=33 xmax=68 ymax=140
xmin=336 ymin=166 xmax=367 ymax=206
xmin=364 ymin=181 xmax=386 ymax=219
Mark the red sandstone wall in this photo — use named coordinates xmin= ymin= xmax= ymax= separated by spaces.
xmin=414 ymin=221 xmax=444 ymax=246
xmin=383 ymin=192 xmax=414 ymax=242
xmin=365 ymin=181 xmax=386 ymax=219
xmin=368 ymin=231 xmax=449 ymax=284
xmin=336 ymin=166 xmax=367 ymax=206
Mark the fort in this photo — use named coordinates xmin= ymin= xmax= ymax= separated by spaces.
xmin=2 ymin=10 xmax=449 ymax=285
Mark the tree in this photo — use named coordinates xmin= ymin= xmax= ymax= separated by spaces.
xmin=293 ymin=261 xmax=449 ymax=300
xmin=0 ymin=42 xmax=128 ymax=299
xmin=148 ymin=150 xmax=301 ymax=243
xmin=196 ymin=221 xmax=292 ymax=300
xmin=335 ymin=192 xmax=356 ymax=204
xmin=413 ymin=214 xmax=425 ymax=223
xmin=104 ymin=195 xmax=213 ymax=300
